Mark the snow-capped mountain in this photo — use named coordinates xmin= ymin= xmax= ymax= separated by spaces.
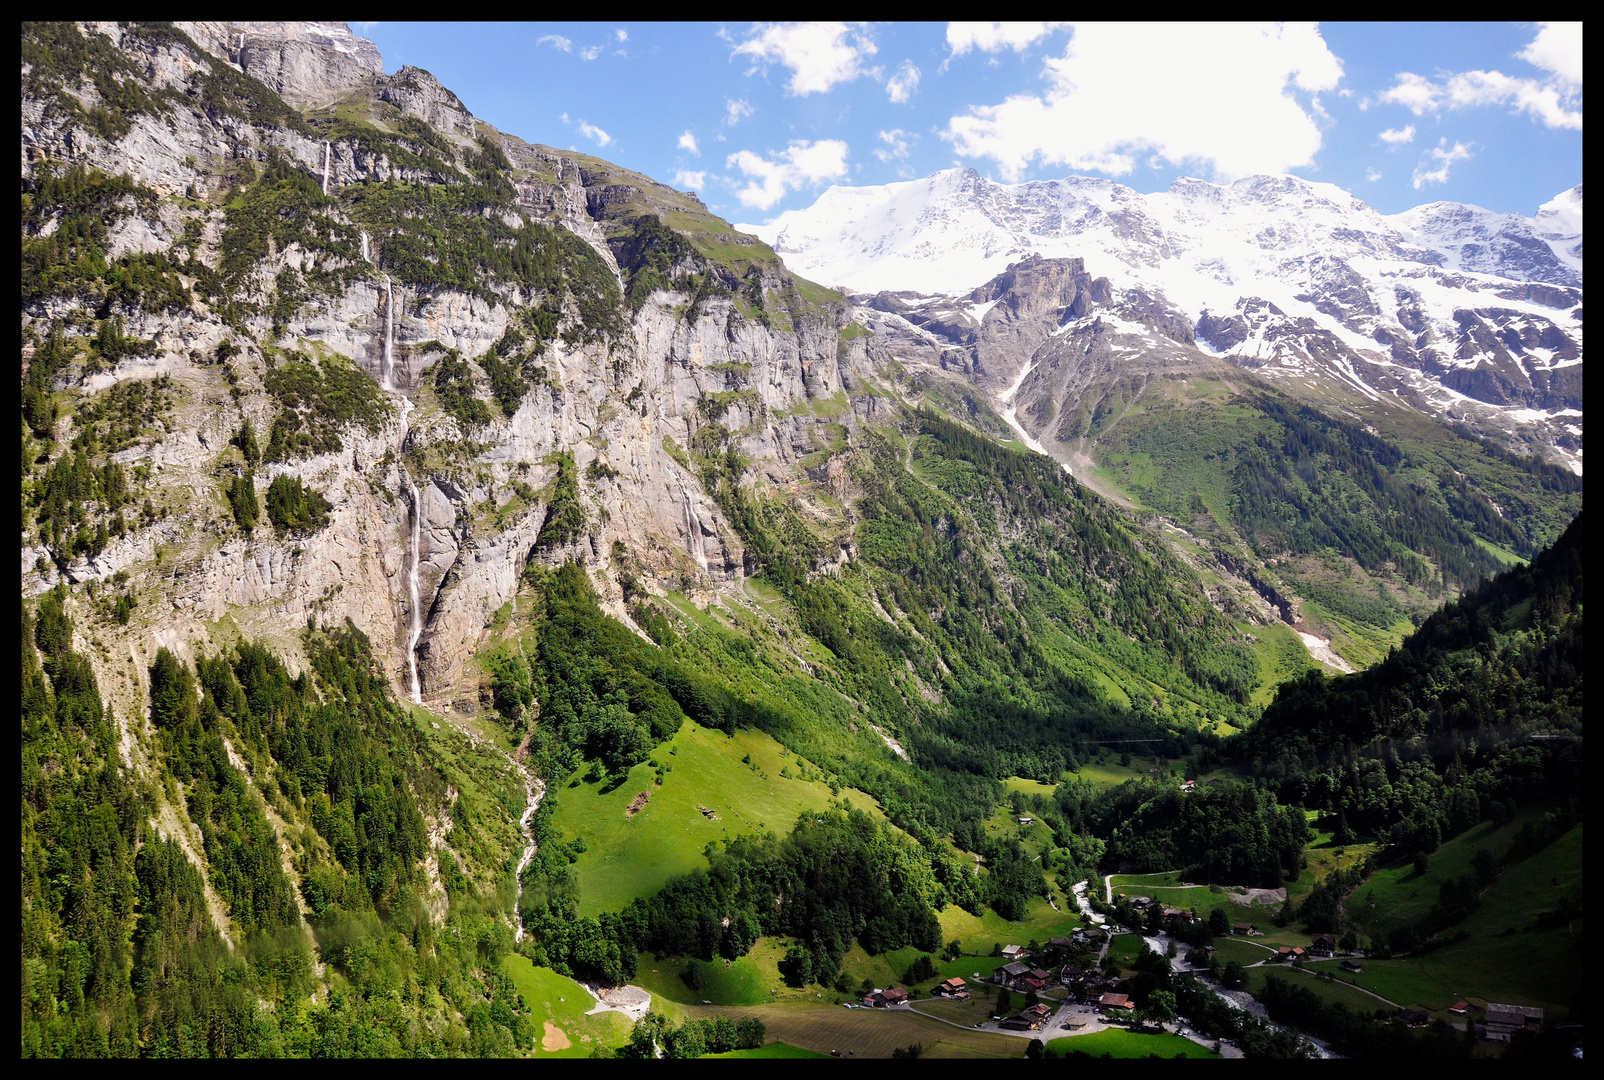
xmin=739 ymin=171 xmax=1583 ymax=469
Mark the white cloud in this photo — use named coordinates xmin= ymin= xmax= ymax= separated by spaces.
xmin=577 ymin=120 xmax=612 ymax=148
xmin=731 ymin=22 xmax=878 ymax=96
xmin=874 ymin=129 xmax=912 ymax=162
xmin=726 ymin=139 xmax=850 ymax=209
xmin=615 ymin=29 xmax=629 ymax=44
xmin=1519 ymin=21 xmax=1581 ymax=85
xmin=1365 ymin=167 xmax=1382 ymax=182
xmin=724 ymin=97 xmax=754 ymax=125
xmin=1379 ymin=70 xmax=1583 ymax=129
xmin=1378 ymin=124 xmax=1416 ymax=146
xmin=678 ymin=130 xmax=700 ymax=156
xmin=580 ymin=45 xmax=602 ymax=61
xmin=537 ymin=34 xmax=572 ymax=54
xmin=674 ymin=170 xmax=708 ymax=191
xmin=946 ymin=22 xmax=1065 ymax=56
xmin=887 ymin=60 xmax=921 ymax=104
xmin=1379 ymin=23 xmax=1583 ymax=132
xmin=943 ymin=23 xmax=1344 ymax=182
xmin=1412 ymin=139 xmax=1473 ymax=189
xmin=559 ymin=112 xmax=570 ymax=123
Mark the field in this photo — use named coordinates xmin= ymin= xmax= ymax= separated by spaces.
xmin=1072 ymin=759 xmax=1152 ymax=790
xmin=935 ymin=895 xmax=1084 ymax=957
xmin=1245 ymin=621 xmax=1321 ymax=705
xmin=1333 ymin=824 xmax=1582 ymax=1017
xmin=500 ymin=955 xmax=635 ymax=1057
xmin=1107 ymin=873 xmax=1284 ymax=932
xmin=1246 ymin=963 xmax=1396 ymax=1016
xmin=704 ymin=1042 xmax=829 ymax=1058
xmin=546 ymin=719 xmax=884 ymax=915
xmin=680 ymin=1001 xmax=1025 ymax=1058
xmin=1044 ymin=1028 xmax=1219 ymax=1059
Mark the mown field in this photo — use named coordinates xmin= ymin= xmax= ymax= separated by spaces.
xmin=1044 ymin=1028 xmax=1219 ymax=1058
xmin=679 ymin=1001 xmax=1025 ymax=1058
xmin=704 ymin=1042 xmax=829 ymax=1058
xmin=546 ymin=719 xmax=885 ymax=915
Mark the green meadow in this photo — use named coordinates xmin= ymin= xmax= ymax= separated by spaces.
xmin=500 ymin=954 xmax=634 ymax=1057
xmin=1045 ymin=1028 xmax=1219 ymax=1058
xmin=704 ymin=1042 xmax=829 ymax=1058
xmin=547 ymin=719 xmax=885 ymax=916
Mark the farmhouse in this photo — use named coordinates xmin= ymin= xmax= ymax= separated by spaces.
xmin=1060 ymin=964 xmax=1085 ymax=986
xmin=1001 ymin=944 xmax=1027 ymax=960
xmin=1233 ymin=923 xmax=1260 ymax=936
xmin=1309 ymin=934 xmax=1336 ymax=957
xmin=1340 ymin=960 xmax=1364 ymax=974
xmin=863 ymin=987 xmax=909 ymax=1008
xmin=1097 ymin=993 xmax=1134 ymax=1013
xmin=1000 ymin=1003 xmax=1053 ymax=1031
xmin=997 ymin=961 xmax=1032 ymax=987
xmin=1483 ymin=1003 xmax=1544 ymax=1042
xmin=1049 ymin=936 xmax=1075 ymax=951
xmin=935 ymin=977 xmax=969 ymax=999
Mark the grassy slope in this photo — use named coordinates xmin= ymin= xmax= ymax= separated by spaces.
xmin=500 ymin=955 xmax=635 ymax=1057
xmin=547 ymin=719 xmax=885 ymax=916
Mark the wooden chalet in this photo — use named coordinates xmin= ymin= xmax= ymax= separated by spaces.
xmin=1096 ymin=992 xmax=1134 ymax=1013
xmin=1483 ymin=1003 xmax=1544 ymax=1042
xmin=1309 ymin=933 xmax=1336 ymax=957
xmin=1000 ymin=1003 xmax=1053 ymax=1031
xmin=935 ymin=977 xmax=969 ymax=999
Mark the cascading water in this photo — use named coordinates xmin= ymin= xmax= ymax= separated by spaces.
xmin=405 ymin=472 xmax=424 ymax=705
xmin=512 ymin=773 xmax=545 ymax=942
xmin=681 ymin=489 xmax=708 ymax=571
xmin=381 ymin=274 xmax=395 ymax=390
xmin=360 ymin=230 xmax=370 ymax=264
xmin=321 ymin=140 xmax=330 ymax=196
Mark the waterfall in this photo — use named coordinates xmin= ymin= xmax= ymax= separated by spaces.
xmin=405 ymin=475 xmax=424 ymax=704
xmin=360 ymin=230 xmax=370 ymax=264
xmin=381 ymin=274 xmax=395 ymax=390
xmin=512 ymin=774 xmax=546 ymax=941
xmin=681 ymin=489 xmax=708 ymax=571
xmin=321 ymin=141 xmax=330 ymax=196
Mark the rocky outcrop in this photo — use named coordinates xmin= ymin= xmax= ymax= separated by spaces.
xmin=177 ymin=21 xmax=383 ymax=107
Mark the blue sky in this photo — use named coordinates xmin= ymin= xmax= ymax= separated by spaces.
xmin=355 ymin=22 xmax=1583 ymax=223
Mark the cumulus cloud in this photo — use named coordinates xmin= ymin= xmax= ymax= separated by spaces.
xmin=726 ymin=139 xmax=850 ymax=209
xmin=580 ymin=45 xmax=602 ymax=61
xmin=724 ymin=97 xmax=754 ymax=125
xmin=946 ymin=22 xmax=1065 ymax=56
xmin=730 ymin=22 xmax=878 ymax=96
xmin=674 ymin=170 xmax=708 ymax=191
xmin=1412 ymin=139 xmax=1473 ymax=189
xmin=678 ymin=130 xmax=700 ymax=155
xmin=615 ymin=29 xmax=629 ymax=44
xmin=1379 ymin=69 xmax=1582 ymax=129
xmin=943 ymin=23 xmax=1344 ymax=182
xmin=537 ymin=34 xmax=572 ymax=54
xmin=1378 ymin=124 xmax=1416 ymax=146
xmin=887 ymin=60 xmax=921 ymax=104
xmin=1365 ymin=167 xmax=1382 ymax=182
xmin=577 ymin=120 xmax=612 ymax=148
xmin=1378 ymin=24 xmax=1583 ymax=131
xmin=874 ymin=129 xmax=912 ymax=162
xmin=1519 ymin=21 xmax=1581 ymax=85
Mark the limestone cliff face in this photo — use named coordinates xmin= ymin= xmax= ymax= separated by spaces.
xmin=21 ymin=21 xmax=859 ymax=723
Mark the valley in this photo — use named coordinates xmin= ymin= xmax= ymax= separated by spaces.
xmin=19 ymin=21 xmax=1581 ymax=1061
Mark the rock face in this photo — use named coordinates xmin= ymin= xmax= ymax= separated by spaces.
xmin=20 ymin=21 xmax=859 ymax=721
xmin=743 ymin=169 xmax=1584 ymax=470
xmin=176 ymin=21 xmax=384 ymax=107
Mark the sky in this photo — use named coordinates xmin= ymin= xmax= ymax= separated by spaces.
xmin=353 ymin=21 xmax=1583 ymax=225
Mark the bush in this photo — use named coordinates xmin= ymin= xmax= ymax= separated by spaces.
xmin=265 ymin=474 xmax=331 ymax=536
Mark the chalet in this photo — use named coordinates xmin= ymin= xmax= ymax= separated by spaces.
xmin=1276 ymin=946 xmax=1306 ymax=961
xmin=1128 ymin=896 xmax=1154 ymax=910
xmin=1483 ymin=1004 xmax=1544 ymax=1042
xmin=997 ymin=961 xmax=1032 ymax=986
xmin=1016 ymin=968 xmax=1053 ymax=993
xmin=1309 ymin=934 xmax=1336 ymax=958
xmin=1397 ymin=1009 xmax=1430 ymax=1028
xmin=1018 ymin=816 xmax=1035 ymax=826
xmin=1000 ymin=1003 xmax=1053 ymax=1031
xmin=1449 ymin=1002 xmax=1469 ymax=1016
xmin=1340 ymin=960 xmax=1364 ymax=974
xmin=1001 ymin=944 xmax=1027 ymax=961
xmin=1060 ymin=964 xmax=1085 ymax=986
xmin=1097 ymin=993 xmax=1134 ymax=1013
xmin=1181 ymin=780 xmax=1196 ymax=792
xmin=1162 ymin=907 xmax=1197 ymax=922
xmin=871 ymin=987 xmax=909 ymax=1008
xmin=1049 ymin=936 xmax=1075 ymax=951
xmin=936 ymin=977 xmax=969 ymax=999
xmin=1232 ymin=923 xmax=1260 ymax=936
